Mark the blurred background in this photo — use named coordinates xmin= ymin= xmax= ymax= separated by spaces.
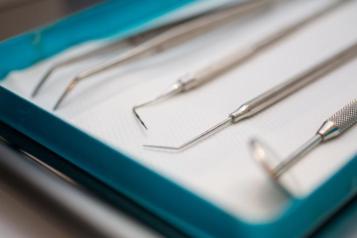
xmin=0 ymin=0 xmax=101 ymax=41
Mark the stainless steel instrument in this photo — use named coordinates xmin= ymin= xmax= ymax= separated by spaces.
xmin=250 ymin=99 xmax=357 ymax=180
xmin=50 ymin=0 xmax=271 ymax=110
xmin=144 ymin=42 xmax=357 ymax=152
xmin=133 ymin=0 xmax=348 ymax=130
xmin=30 ymin=20 xmax=185 ymax=97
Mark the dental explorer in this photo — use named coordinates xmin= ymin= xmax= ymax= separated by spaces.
xmin=52 ymin=0 xmax=272 ymax=110
xmin=143 ymin=42 xmax=357 ymax=152
xmin=30 ymin=14 xmax=197 ymax=97
xmin=133 ymin=0 xmax=349 ymax=130
xmin=31 ymin=0 xmax=265 ymax=98
xmin=250 ymin=99 xmax=357 ymax=181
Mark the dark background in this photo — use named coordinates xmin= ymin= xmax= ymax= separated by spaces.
xmin=0 ymin=0 xmax=101 ymax=41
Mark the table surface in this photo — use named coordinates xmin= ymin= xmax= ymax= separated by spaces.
xmin=0 ymin=144 xmax=161 ymax=238
xmin=0 ymin=184 xmax=163 ymax=238
xmin=0 ymin=175 xmax=356 ymax=238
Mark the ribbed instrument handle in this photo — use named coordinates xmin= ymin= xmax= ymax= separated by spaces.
xmin=329 ymin=99 xmax=357 ymax=133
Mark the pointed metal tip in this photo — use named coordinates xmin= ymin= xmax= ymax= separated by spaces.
xmin=31 ymin=78 xmax=46 ymax=97
xmin=143 ymin=144 xmax=182 ymax=152
xmin=31 ymin=88 xmax=39 ymax=98
xmin=52 ymin=100 xmax=61 ymax=111
xmin=52 ymin=79 xmax=78 ymax=111
xmin=131 ymin=83 xmax=183 ymax=130
xmin=31 ymin=69 xmax=54 ymax=98
xmin=53 ymin=88 xmax=69 ymax=111
xmin=143 ymin=117 xmax=232 ymax=153
xmin=52 ymin=89 xmax=68 ymax=110
xmin=132 ymin=106 xmax=148 ymax=130
xmin=53 ymin=95 xmax=64 ymax=110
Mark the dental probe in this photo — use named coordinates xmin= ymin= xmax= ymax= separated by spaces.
xmin=52 ymin=0 xmax=271 ymax=110
xmin=143 ymin=42 xmax=357 ymax=152
xmin=30 ymin=16 xmax=193 ymax=97
xmin=31 ymin=0 xmax=261 ymax=97
xmin=250 ymin=99 xmax=357 ymax=180
xmin=133 ymin=0 xmax=348 ymax=129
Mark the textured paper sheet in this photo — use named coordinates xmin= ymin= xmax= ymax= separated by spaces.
xmin=2 ymin=0 xmax=357 ymax=222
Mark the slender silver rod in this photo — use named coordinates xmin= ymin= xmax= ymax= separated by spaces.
xmin=273 ymin=134 xmax=322 ymax=178
xmin=143 ymin=117 xmax=232 ymax=151
xmin=252 ymin=99 xmax=357 ymax=180
xmin=132 ymin=83 xmax=183 ymax=129
xmin=133 ymin=0 xmax=349 ymax=129
xmin=31 ymin=21 xmax=177 ymax=97
xmin=52 ymin=0 xmax=271 ymax=110
xmin=31 ymin=0 xmax=254 ymax=97
xmin=144 ymin=42 xmax=357 ymax=152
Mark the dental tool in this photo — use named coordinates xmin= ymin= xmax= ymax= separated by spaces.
xmin=52 ymin=0 xmax=271 ymax=110
xmin=143 ymin=41 xmax=357 ymax=152
xmin=30 ymin=20 xmax=183 ymax=97
xmin=133 ymin=0 xmax=349 ymax=130
xmin=31 ymin=1 xmax=260 ymax=98
xmin=250 ymin=99 xmax=357 ymax=182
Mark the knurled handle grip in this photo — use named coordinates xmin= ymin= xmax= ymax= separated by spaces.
xmin=329 ymin=99 xmax=357 ymax=133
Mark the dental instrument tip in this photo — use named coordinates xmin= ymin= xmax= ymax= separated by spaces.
xmin=250 ymin=99 xmax=357 ymax=180
xmin=143 ymin=117 xmax=232 ymax=152
xmin=132 ymin=82 xmax=184 ymax=129
xmin=53 ymin=79 xmax=78 ymax=110
xmin=132 ymin=106 xmax=148 ymax=130
xmin=31 ymin=67 xmax=56 ymax=97
xmin=142 ymin=144 xmax=182 ymax=152
xmin=53 ymin=91 xmax=67 ymax=110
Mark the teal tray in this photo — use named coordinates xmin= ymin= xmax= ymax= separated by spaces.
xmin=0 ymin=1 xmax=356 ymax=237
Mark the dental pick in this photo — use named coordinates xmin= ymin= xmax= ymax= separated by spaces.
xmin=133 ymin=0 xmax=348 ymax=129
xmin=144 ymin=41 xmax=357 ymax=152
xmin=30 ymin=18 xmax=192 ymax=97
xmin=250 ymin=99 xmax=357 ymax=182
xmin=52 ymin=0 xmax=271 ymax=110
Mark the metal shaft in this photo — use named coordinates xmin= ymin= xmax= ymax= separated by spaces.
xmin=31 ymin=20 xmax=181 ymax=97
xmin=74 ymin=0 xmax=270 ymax=80
xmin=273 ymin=134 xmax=322 ymax=178
xmin=32 ymin=1 xmax=257 ymax=98
xmin=182 ymin=0 xmax=349 ymax=91
xmin=134 ymin=0 xmax=349 ymax=130
xmin=272 ymin=99 xmax=357 ymax=178
xmin=229 ymin=42 xmax=357 ymax=122
xmin=144 ymin=42 xmax=357 ymax=151
xmin=53 ymin=0 xmax=271 ymax=110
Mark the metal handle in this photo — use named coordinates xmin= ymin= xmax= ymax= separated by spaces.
xmin=183 ymin=0 xmax=349 ymax=91
xmin=329 ymin=99 xmax=357 ymax=132
xmin=231 ymin=42 xmax=357 ymax=121
xmin=254 ymin=0 xmax=350 ymax=51
xmin=251 ymin=99 xmax=357 ymax=180
xmin=318 ymin=99 xmax=357 ymax=140
xmin=77 ymin=0 xmax=271 ymax=81
xmin=184 ymin=46 xmax=257 ymax=89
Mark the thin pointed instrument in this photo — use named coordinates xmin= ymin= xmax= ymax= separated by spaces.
xmin=133 ymin=0 xmax=349 ymax=129
xmin=31 ymin=22 xmax=175 ymax=97
xmin=132 ymin=83 xmax=183 ymax=129
xmin=250 ymin=99 xmax=357 ymax=182
xmin=31 ymin=1 xmax=249 ymax=97
xmin=52 ymin=0 xmax=271 ymax=110
xmin=143 ymin=41 xmax=357 ymax=152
